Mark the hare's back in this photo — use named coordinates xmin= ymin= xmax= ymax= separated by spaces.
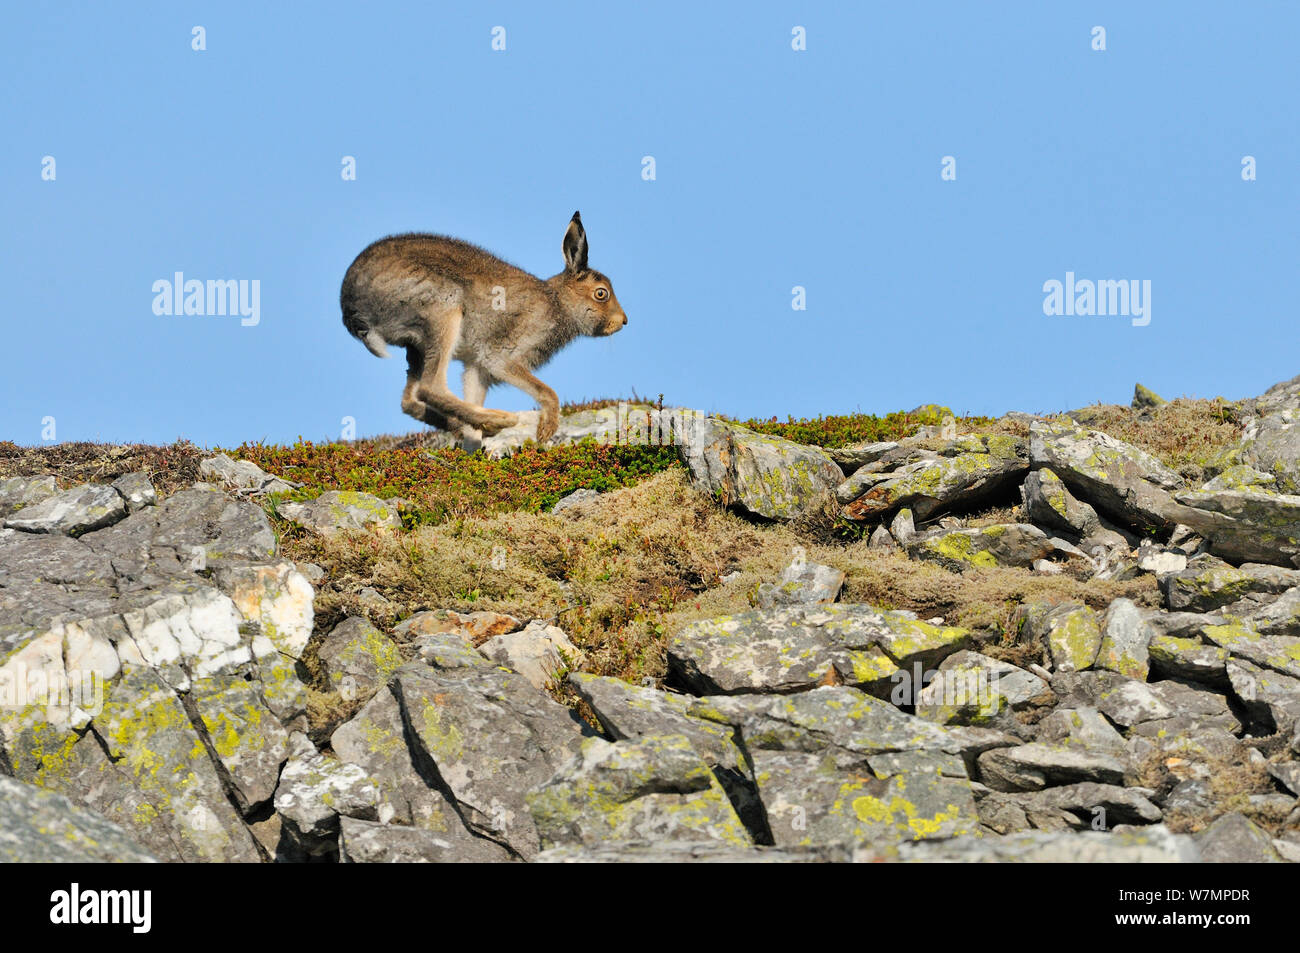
xmin=349 ymin=233 xmax=526 ymax=285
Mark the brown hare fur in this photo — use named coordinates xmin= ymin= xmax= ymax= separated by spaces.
xmin=340 ymin=211 xmax=627 ymax=444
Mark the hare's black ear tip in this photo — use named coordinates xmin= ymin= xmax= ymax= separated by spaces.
xmin=571 ymin=210 xmax=582 ymax=222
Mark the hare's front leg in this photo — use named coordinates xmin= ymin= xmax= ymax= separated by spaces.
xmin=459 ymin=364 xmax=489 ymax=451
xmin=494 ymin=362 xmax=561 ymax=443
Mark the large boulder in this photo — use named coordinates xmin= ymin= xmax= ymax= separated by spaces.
xmin=838 ymin=434 xmax=1028 ymax=522
xmin=906 ymin=523 xmax=1057 ymax=571
xmin=1020 ymin=468 xmax=1102 ymax=538
xmin=672 ymin=413 xmax=843 ymax=521
xmin=3 ymin=483 xmax=127 ymax=536
xmin=0 ymin=479 xmax=313 ymax=862
xmin=568 ymin=673 xmax=760 ymax=815
xmin=1161 ymin=553 xmax=1300 ymax=612
xmin=526 ymin=734 xmax=753 ymax=851
xmin=387 ymin=634 xmax=588 ymax=858
xmin=668 ymin=603 xmax=971 ymax=696
xmin=915 ymin=651 xmax=1047 ymax=730
xmin=753 ymin=747 xmax=979 ymax=848
xmin=1028 ymin=419 xmax=1188 ymax=533
xmin=1170 ymin=486 xmax=1300 ymax=568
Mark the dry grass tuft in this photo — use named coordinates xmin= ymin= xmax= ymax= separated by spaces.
xmin=277 ymin=469 xmax=1159 ymax=700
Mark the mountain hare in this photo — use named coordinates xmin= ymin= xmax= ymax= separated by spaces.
xmin=340 ymin=211 xmax=628 ymax=445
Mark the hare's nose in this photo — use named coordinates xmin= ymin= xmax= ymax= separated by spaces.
xmin=621 ymin=314 xmax=628 ymax=326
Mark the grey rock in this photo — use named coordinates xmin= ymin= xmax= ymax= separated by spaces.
xmin=915 ymin=650 xmax=1047 ymax=731
xmin=1135 ymin=541 xmax=1187 ymax=576
xmin=1267 ymin=761 xmax=1300 ymax=797
xmin=1028 ymin=418 xmax=1188 ymax=533
xmin=889 ymin=508 xmax=916 ymax=544
xmin=273 ymin=732 xmax=382 ymax=847
xmin=0 ymin=775 xmax=157 ymax=862
xmin=318 ymin=616 xmax=403 ymax=701
xmin=855 ymin=825 xmax=1199 ymax=862
xmin=1095 ymin=597 xmax=1153 ymax=680
xmin=1239 ymin=403 xmax=1300 ymax=494
xmin=190 ymin=674 xmax=290 ymax=811
xmin=753 ymin=747 xmax=979 ymax=847
xmin=1162 ymin=553 xmax=1300 ymax=612
xmin=1201 ymin=464 xmax=1279 ymax=493
xmin=1172 ymin=486 xmax=1300 ymax=568
xmin=1226 ymin=658 xmax=1300 ymax=732
xmin=81 ymin=483 xmax=276 ymax=574
xmin=753 ymin=556 xmax=845 ymax=608
xmin=828 ymin=440 xmax=899 ymax=474
xmin=840 ymin=434 xmax=1028 ymax=522
xmin=0 ymin=475 xmax=56 ymax=519
xmin=1148 ymin=635 xmax=1230 ymax=687
xmin=198 ymin=453 xmax=298 ymax=495
xmin=1033 ymin=707 xmax=1128 ymax=754
xmin=1055 ymin=670 xmax=1173 ymax=727
xmin=3 ymin=483 xmax=127 ymax=536
xmin=390 ymin=644 xmax=587 ymax=859
xmin=10 ymin=667 xmax=265 ymax=862
xmin=1022 ymin=603 xmax=1102 ymax=673
xmin=668 ymin=603 xmax=970 ymax=696
xmin=526 ymin=734 xmax=752 ymax=850
xmin=906 ymin=523 xmax=1056 ymax=571
xmin=110 ymin=472 xmax=156 ymax=512
xmin=977 ymin=743 xmax=1128 ymax=792
xmin=567 ymin=673 xmax=765 ymax=836
xmin=1164 ymin=778 xmax=1214 ymax=815
xmin=331 ymin=685 xmax=486 ymax=836
xmin=1132 ymin=383 xmax=1166 ymax=412
xmin=339 ymin=816 xmax=514 ymax=862
xmin=674 ymin=414 xmax=843 ymax=521
xmin=1015 ymin=782 xmax=1161 ymax=826
xmin=684 ymin=687 xmax=1003 ymax=765
xmin=277 ymin=490 xmax=402 ymax=536
xmin=1247 ymin=586 xmax=1300 ymax=638
xmin=867 ymin=525 xmax=897 ymax=550
xmin=550 ymin=488 xmax=600 ymax=514
xmin=1020 ymin=468 xmax=1101 ymax=538
xmin=535 ymin=842 xmax=852 ymax=863
xmin=1195 ymin=812 xmax=1283 ymax=863
xmin=478 ymin=620 xmax=585 ymax=691
xmin=1202 ymin=620 xmax=1300 ymax=680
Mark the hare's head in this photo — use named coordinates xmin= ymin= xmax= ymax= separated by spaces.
xmin=550 ymin=211 xmax=628 ymax=337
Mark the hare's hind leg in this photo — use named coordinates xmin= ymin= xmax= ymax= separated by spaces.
xmin=415 ymin=305 xmax=519 ymax=436
xmin=401 ymin=347 xmax=467 ymax=432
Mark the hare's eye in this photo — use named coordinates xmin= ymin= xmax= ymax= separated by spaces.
xmin=594 ymin=288 xmax=609 ymax=301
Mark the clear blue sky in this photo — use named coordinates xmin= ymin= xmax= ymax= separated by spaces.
xmin=4 ymin=2 xmax=1297 ymax=446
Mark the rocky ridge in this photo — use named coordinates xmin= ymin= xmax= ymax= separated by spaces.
xmin=2 ymin=375 xmax=1299 ymax=862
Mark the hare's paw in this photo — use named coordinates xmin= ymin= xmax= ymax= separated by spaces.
xmin=535 ymin=412 xmax=559 ymax=444
xmin=477 ymin=410 xmax=520 ymax=436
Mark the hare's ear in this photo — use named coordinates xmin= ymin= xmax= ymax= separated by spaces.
xmin=562 ymin=211 xmax=588 ymax=273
